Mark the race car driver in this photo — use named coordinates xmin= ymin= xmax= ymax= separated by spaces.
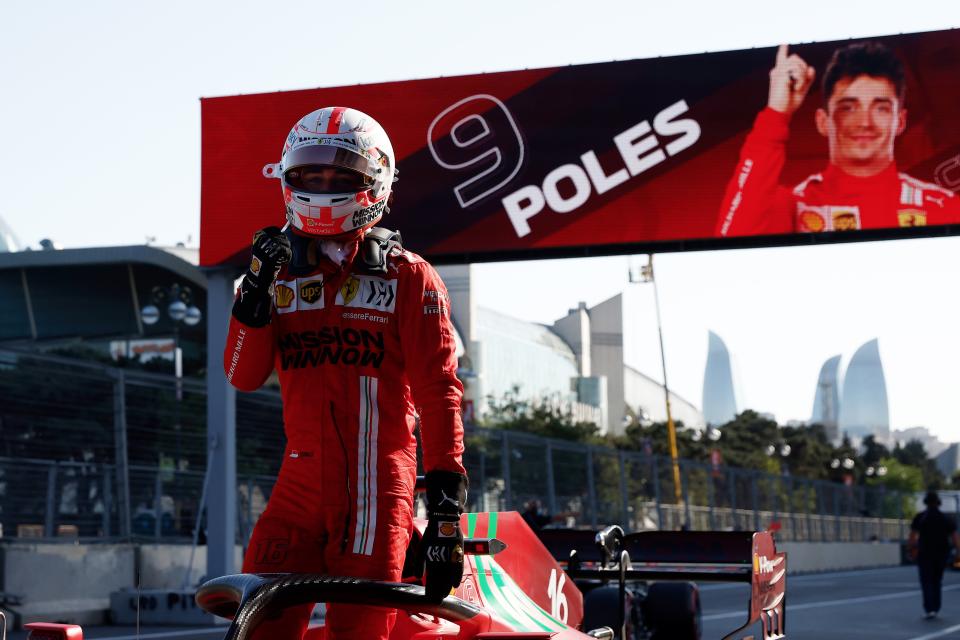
xmin=223 ymin=106 xmax=468 ymax=640
xmin=716 ymin=41 xmax=960 ymax=237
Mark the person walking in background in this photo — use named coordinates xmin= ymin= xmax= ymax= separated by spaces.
xmin=909 ymin=490 xmax=960 ymax=619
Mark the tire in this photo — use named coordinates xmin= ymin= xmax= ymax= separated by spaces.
xmin=641 ymin=582 xmax=701 ymax=640
xmin=582 ymin=585 xmax=629 ymax=640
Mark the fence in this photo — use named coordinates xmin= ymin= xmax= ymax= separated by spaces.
xmin=0 ymin=348 xmax=913 ymax=544
xmin=462 ymin=428 xmax=912 ymax=542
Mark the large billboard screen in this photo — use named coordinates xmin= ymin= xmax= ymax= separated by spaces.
xmin=200 ymin=28 xmax=960 ymax=268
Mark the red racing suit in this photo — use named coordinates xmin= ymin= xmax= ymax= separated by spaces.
xmin=716 ymin=107 xmax=960 ymax=237
xmin=223 ymin=242 xmax=465 ymax=640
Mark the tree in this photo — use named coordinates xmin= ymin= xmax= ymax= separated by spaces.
xmin=481 ymin=384 xmax=601 ymax=442
xmin=893 ymin=440 xmax=944 ymax=489
xmin=861 ymin=435 xmax=891 ymax=467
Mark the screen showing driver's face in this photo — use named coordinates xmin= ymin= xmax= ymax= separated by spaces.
xmin=816 ymin=76 xmax=907 ymax=177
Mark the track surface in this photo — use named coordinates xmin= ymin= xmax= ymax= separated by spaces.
xmin=8 ymin=566 xmax=960 ymax=639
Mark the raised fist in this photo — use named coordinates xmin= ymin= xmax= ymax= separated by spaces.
xmin=247 ymin=226 xmax=292 ymax=291
xmin=768 ymin=44 xmax=816 ymax=117
xmin=232 ymin=226 xmax=292 ymax=327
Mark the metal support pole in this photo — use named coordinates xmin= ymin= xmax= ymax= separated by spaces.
xmin=112 ymin=370 xmax=131 ymax=538
xmin=246 ymin=476 xmax=254 ymax=543
xmin=786 ymin=476 xmax=796 ymax=541
xmin=770 ymin=474 xmax=778 ymax=530
xmin=681 ymin=462 xmax=691 ymax=530
xmin=586 ymin=447 xmax=598 ymax=527
xmin=618 ymin=451 xmax=630 ymax=531
xmin=651 ymin=456 xmax=663 ymax=530
xmin=728 ymin=468 xmax=738 ymax=530
xmin=206 ymin=268 xmax=238 ymax=579
xmin=102 ymin=468 xmax=112 ymax=537
xmin=183 ymin=447 xmax=215 ymax=589
xmin=804 ymin=480 xmax=814 ymax=542
xmin=45 ymin=463 xmax=57 ymax=537
xmin=545 ymin=442 xmax=558 ymax=517
xmin=833 ymin=487 xmax=841 ymax=542
xmin=877 ymin=486 xmax=886 ymax=541
xmin=478 ymin=449 xmax=487 ymax=512
xmin=751 ymin=472 xmax=760 ymax=531
xmin=706 ymin=465 xmax=716 ymax=531
xmin=154 ymin=470 xmax=163 ymax=539
xmin=501 ymin=431 xmax=511 ymax=511
xmin=898 ymin=492 xmax=906 ymax=542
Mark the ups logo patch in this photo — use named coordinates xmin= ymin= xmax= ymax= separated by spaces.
xmin=299 ymin=280 xmax=324 ymax=304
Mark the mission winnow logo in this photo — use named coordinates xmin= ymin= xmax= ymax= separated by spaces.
xmin=279 ymin=327 xmax=385 ymax=369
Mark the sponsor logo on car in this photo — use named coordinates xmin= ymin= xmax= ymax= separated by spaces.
xmin=753 ymin=553 xmax=781 ymax=575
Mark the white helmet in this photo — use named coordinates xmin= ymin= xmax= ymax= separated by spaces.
xmin=263 ymin=107 xmax=396 ymax=237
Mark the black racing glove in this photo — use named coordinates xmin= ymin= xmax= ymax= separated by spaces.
xmin=420 ymin=470 xmax=469 ymax=601
xmin=231 ymin=226 xmax=292 ymax=327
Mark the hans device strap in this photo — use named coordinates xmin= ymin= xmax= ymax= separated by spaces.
xmin=358 ymin=227 xmax=403 ymax=275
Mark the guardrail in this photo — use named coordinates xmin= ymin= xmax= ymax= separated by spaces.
xmin=0 ymin=348 xmax=914 ymax=544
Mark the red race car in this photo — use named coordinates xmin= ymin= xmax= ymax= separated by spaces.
xmin=194 ymin=511 xmax=786 ymax=640
xmin=17 ymin=511 xmax=785 ymax=640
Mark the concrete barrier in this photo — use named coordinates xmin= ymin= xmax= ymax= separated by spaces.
xmin=137 ymin=544 xmax=244 ymax=589
xmin=0 ymin=543 xmax=242 ymax=627
xmin=1 ymin=542 xmax=135 ymax=626
xmin=780 ymin=541 xmax=901 ymax=573
xmin=1 ymin=540 xmax=901 ymax=626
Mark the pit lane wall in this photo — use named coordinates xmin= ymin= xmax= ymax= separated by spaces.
xmin=0 ymin=543 xmax=242 ymax=626
xmin=779 ymin=541 xmax=901 ymax=573
xmin=4 ymin=540 xmax=900 ymax=626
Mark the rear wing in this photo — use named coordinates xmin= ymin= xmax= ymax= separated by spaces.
xmin=538 ymin=528 xmax=786 ymax=640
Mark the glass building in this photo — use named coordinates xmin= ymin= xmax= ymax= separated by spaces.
xmin=810 ymin=354 xmax=841 ymax=441
xmin=0 ymin=215 xmax=21 ymax=253
xmin=702 ymin=331 xmax=739 ymax=426
xmin=837 ymin=338 xmax=890 ymax=443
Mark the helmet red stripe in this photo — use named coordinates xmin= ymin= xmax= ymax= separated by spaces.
xmin=326 ymin=107 xmax=346 ymax=134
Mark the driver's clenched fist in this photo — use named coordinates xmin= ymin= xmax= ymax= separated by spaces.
xmin=768 ymin=44 xmax=816 ymax=117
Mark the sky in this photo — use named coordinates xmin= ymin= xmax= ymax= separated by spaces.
xmin=2 ymin=1 xmax=959 ymax=439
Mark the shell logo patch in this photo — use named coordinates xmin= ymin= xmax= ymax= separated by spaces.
xmin=275 ymin=284 xmax=295 ymax=309
xmin=340 ymin=277 xmax=361 ymax=305
xmin=438 ymin=521 xmax=460 ymax=538
xmin=250 ymin=256 xmax=262 ymax=276
xmin=799 ymin=210 xmax=825 ymax=232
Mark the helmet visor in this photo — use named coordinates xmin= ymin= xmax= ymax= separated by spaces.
xmin=283 ymin=144 xmax=373 ymax=178
xmin=284 ymin=165 xmax=372 ymax=194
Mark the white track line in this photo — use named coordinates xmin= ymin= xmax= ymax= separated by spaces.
xmin=904 ymin=622 xmax=960 ymax=640
xmin=89 ymin=628 xmax=226 ymax=640
xmin=702 ymin=584 xmax=960 ymax=621
xmin=699 ymin=566 xmax=914 ymax=591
